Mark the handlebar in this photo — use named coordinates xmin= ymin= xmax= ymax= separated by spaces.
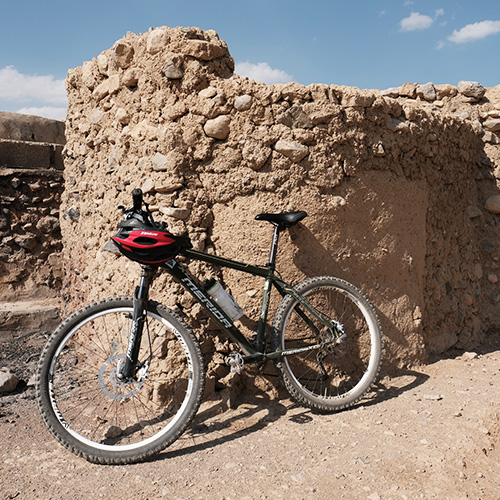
xmin=132 ymin=188 xmax=143 ymax=212
xmin=118 ymin=188 xmax=166 ymax=229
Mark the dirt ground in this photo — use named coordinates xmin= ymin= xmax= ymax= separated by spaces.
xmin=1 ymin=334 xmax=500 ymax=500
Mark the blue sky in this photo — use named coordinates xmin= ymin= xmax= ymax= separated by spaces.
xmin=0 ymin=0 xmax=499 ymax=121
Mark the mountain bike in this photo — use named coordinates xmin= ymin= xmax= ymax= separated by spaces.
xmin=36 ymin=189 xmax=383 ymax=464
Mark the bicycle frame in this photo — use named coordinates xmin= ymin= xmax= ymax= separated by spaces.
xmin=160 ymin=246 xmax=337 ymax=362
xmin=120 ymin=223 xmax=339 ymax=380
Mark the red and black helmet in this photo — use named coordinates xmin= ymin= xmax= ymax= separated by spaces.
xmin=111 ymin=216 xmax=183 ymax=264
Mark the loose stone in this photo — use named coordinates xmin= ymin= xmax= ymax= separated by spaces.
xmin=0 ymin=370 xmax=19 ymax=394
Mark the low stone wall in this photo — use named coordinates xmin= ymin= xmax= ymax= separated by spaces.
xmin=0 ymin=114 xmax=65 ymax=301
xmin=60 ymin=26 xmax=500 ymax=374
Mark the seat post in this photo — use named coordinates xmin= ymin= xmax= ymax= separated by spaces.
xmin=267 ymin=225 xmax=283 ymax=270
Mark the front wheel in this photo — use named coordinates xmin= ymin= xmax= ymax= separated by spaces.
xmin=271 ymin=276 xmax=383 ymax=412
xmin=36 ymin=297 xmax=205 ymax=464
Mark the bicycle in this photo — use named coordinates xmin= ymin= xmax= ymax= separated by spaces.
xmin=36 ymin=188 xmax=383 ymax=464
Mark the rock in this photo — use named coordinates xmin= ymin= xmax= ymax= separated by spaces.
xmin=15 ymin=234 xmax=37 ymax=250
xmin=465 ymin=206 xmax=482 ymax=218
xmin=0 ymin=370 xmax=19 ymax=393
xmin=113 ymin=41 xmax=135 ymax=69
xmin=485 ymin=195 xmax=500 ymax=213
xmin=89 ymin=109 xmax=105 ymax=124
xmin=457 ymin=81 xmax=485 ymax=100
xmin=373 ymin=143 xmax=386 ymax=157
xmin=147 ymin=28 xmax=167 ymax=54
xmin=488 ymin=273 xmax=498 ymax=283
xmin=116 ymin=107 xmax=131 ymax=125
xmin=36 ymin=216 xmax=59 ymax=233
xmin=234 ymin=95 xmax=253 ymax=111
xmin=416 ymin=82 xmax=436 ymax=101
xmin=199 ymin=87 xmax=217 ymax=98
xmin=105 ymin=425 xmax=123 ymax=438
xmin=93 ymin=75 xmax=120 ymax=100
xmin=203 ymin=115 xmax=231 ymax=140
xmin=463 ymin=351 xmax=478 ymax=360
xmin=399 ymin=82 xmax=418 ymax=98
xmin=277 ymin=105 xmax=313 ymax=129
xmin=423 ymin=394 xmax=443 ymax=401
xmin=122 ymin=68 xmax=139 ymax=87
xmin=483 ymin=118 xmax=500 ymax=132
xmin=380 ymin=87 xmax=400 ymax=98
xmin=341 ymin=90 xmax=376 ymax=108
xmin=483 ymin=131 xmax=500 ymax=144
xmin=435 ymin=84 xmax=458 ymax=99
xmin=274 ymin=139 xmax=309 ymax=162
xmin=160 ymin=207 xmax=191 ymax=219
xmin=387 ymin=119 xmax=410 ymax=133
xmin=184 ymin=40 xmax=225 ymax=61
xmin=152 ymin=152 xmax=169 ymax=172
xmin=96 ymin=54 xmax=108 ymax=75
xmin=243 ymin=140 xmax=271 ymax=170
xmin=163 ymin=59 xmax=184 ymax=79
xmin=103 ymin=240 xmax=119 ymax=253
xmin=141 ymin=178 xmax=154 ymax=193
xmin=331 ymin=196 xmax=347 ymax=208
xmin=155 ymin=180 xmax=184 ymax=193
xmin=65 ymin=205 xmax=80 ymax=221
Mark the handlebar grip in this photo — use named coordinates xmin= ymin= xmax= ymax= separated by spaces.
xmin=132 ymin=189 xmax=143 ymax=212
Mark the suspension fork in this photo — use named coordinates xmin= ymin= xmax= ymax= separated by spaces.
xmin=118 ymin=265 xmax=156 ymax=380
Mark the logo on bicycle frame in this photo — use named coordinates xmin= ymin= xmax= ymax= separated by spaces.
xmin=180 ymin=276 xmax=233 ymax=329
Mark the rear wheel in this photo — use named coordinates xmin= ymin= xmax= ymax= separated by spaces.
xmin=36 ymin=297 xmax=204 ymax=464
xmin=272 ymin=276 xmax=383 ymax=412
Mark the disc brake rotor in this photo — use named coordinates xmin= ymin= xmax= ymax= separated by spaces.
xmin=98 ymin=354 xmax=146 ymax=400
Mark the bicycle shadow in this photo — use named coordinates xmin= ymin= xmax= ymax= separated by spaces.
xmin=153 ymin=390 xmax=289 ymax=461
xmin=150 ymin=366 xmax=429 ymax=462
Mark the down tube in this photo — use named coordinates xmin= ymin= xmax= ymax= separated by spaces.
xmin=161 ymin=259 xmax=260 ymax=357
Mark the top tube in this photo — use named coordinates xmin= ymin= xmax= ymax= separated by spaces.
xmin=181 ymin=248 xmax=272 ymax=279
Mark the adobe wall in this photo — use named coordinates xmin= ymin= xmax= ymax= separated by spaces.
xmin=60 ymin=26 xmax=500 ymax=371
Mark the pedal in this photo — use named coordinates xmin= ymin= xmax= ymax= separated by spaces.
xmin=226 ymin=352 xmax=244 ymax=373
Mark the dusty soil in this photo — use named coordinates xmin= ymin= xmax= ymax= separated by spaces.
xmin=1 ymin=335 xmax=500 ymax=500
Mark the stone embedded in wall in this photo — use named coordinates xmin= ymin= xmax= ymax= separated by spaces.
xmin=416 ymin=82 xmax=436 ymax=101
xmin=485 ymin=195 xmax=500 ymax=213
xmin=458 ymin=81 xmax=486 ymax=100
xmin=274 ymin=139 xmax=309 ymax=162
xmin=483 ymin=118 xmax=500 ymax=132
xmin=234 ymin=95 xmax=253 ymax=111
xmin=113 ymin=41 xmax=135 ymax=69
xmin=203 ymin=115 xmax=231 ymax=140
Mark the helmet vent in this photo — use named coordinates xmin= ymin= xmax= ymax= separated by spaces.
xmin=133 ymin=236 xmax=158 ymax=245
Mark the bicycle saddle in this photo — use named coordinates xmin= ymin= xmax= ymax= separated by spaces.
xmin=255 ymin=211 xmax=307 ymax=227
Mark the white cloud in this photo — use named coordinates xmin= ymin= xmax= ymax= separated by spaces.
xmin=400 ymin=12 xmax=433 ymax=31
xmin=235 ymin=62 xmax=293 ymax=85
xmin=448 ymin=20 xmax=500 ymax=44
xmin=435 ymin=9 xmax=445 ymax=18
xmin=16 ymin=106 xmax=67 ymax=121
xmin=0 ymin=66 xmax=67 ymax=105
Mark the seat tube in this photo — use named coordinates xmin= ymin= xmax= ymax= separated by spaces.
xmin=267 ymin=225 xmax=282 ymax=270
